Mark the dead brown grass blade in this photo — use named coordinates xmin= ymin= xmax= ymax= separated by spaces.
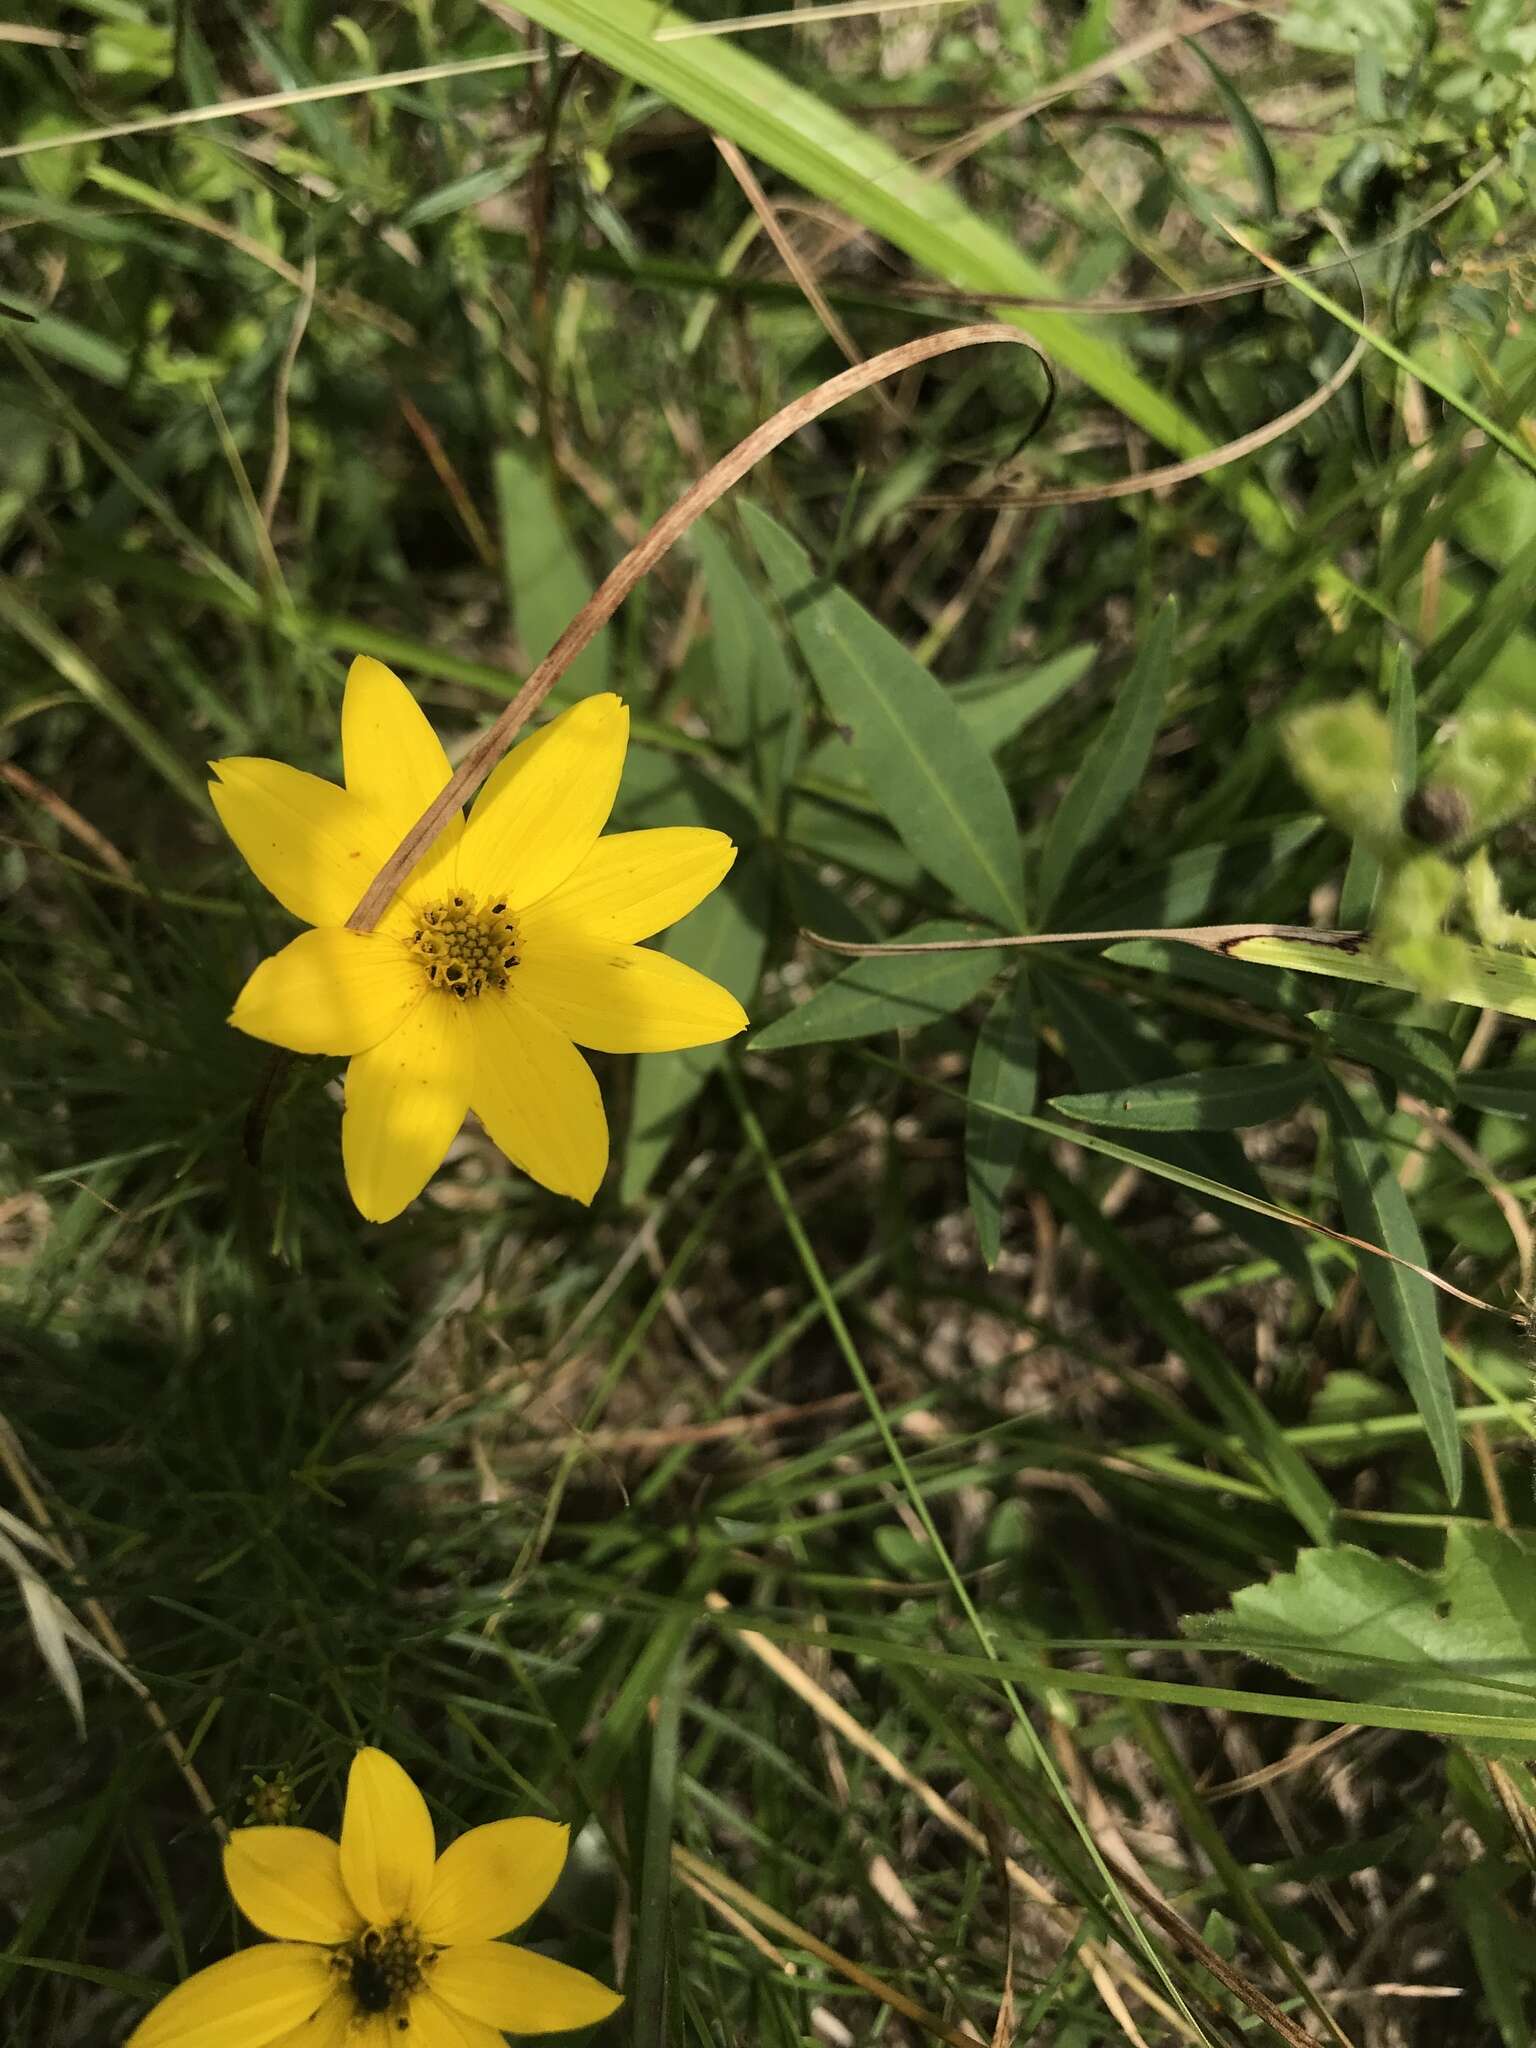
xmin=345 ymin=322 xmax=1047 ymax=932
xmin=913 ymin=334 xmax=1366 ymax=508
xmin=672 ymin=1844 xmax=988 ymax=2045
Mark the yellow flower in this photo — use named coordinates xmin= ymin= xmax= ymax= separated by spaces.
xmin=126 ymin=1748 xmax=622 ymax=2047
xmin=213 ymin=659 xmax=747 ymax=1221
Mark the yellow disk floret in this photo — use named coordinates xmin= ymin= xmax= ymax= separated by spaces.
xmin=410 ymin=890 xmax=519 ymax=999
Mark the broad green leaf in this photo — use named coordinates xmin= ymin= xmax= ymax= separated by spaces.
xmin=965 ymin=972 xmax=1037 ymax=1267
xmin=1230 ymin=932 xmax=1536 ymax=1023
xmin=1052 ymin=1060 xmax=1319 ymax=1132
xmin=751 ymin=923 xmax=1002 ymax=1051
xmin=492 ymin=447 xmax=609 ymax=704
xmin=1309 ymin=1012 xmax=1457 ymax=1107
xmin=1044 ymin=975 xmax=1311 ymax=1289
xmin=692 ymin=521 xmax=802 ymax=811
xmin=1037 ymin=600 xmax=1176 ymax=920
xmin=743 ymin=505 xmax=1027 ymax=930
xmin=1322 ymin=1075 xmax=1460 ymax=1499
xmin=1187 ymin=1526 xmax=1536 ymax=1742
xmin=621 ymin=857 xmax=769 ymax=1201
xmin=800 ymin=645 xmax=1095 ymax=796
xmin=1041 ymin=1165 xmax=1334 ymax=1543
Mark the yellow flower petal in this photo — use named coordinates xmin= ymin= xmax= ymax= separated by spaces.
xmin=518 ymin=828 xmax=736 ymax=945
xmin=341 ymin=657 xmax=452 ymax=824
xmin=420 ymin=1819 xmax=569 ymax=1945
xmin=409 ymin=1994 xmax=505 ymax=2048
xmin=513 ymin=941 xmax=748 ymax=1054
xmin=431 ymin=1942 xmax=623 ymax=2036
xmin=229 ymin=930 xmax=422 ymax=1056
xmin=124 ymin=1944 xmax=334 ymax=2048
xmin=338 ymin=1750 xmax=436 ymax=1927
xmin=268 ymin=1990 xmax=353 ymax=2048
xmin=468 ymin=993 xmax=607 ymax=1203
xmin=341 ymin=999 xmax=472 ymax=1223
xmin=224 ymin=1829 xmax=361 ymax=1945
xmin=456 ymin=696 xmax=628 ymax=913
xmin=210 ymin=759 xmax=400 ymax=930
xmin=340 ymin=657 xmax=462 ymax=902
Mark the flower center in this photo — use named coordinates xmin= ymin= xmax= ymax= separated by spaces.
xmin=410 ymin=889 xmax=519 ymax=1000
xmin=332 ymin=1921 xmax=435 ymax=2027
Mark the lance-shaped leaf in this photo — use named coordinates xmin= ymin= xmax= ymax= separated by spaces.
xmin=753 ymin=922 xmax=1002 ymax=1051
xmin=743 ymin=504 xmax=1027 ymax=931
xmin=966 ymin=970 xmax=1037 ymax=1266
xmin=1037 ymin=600 xmax=1176 ymax=920
xmin=1322 ymin=1074 xmax=1460 ymax=1500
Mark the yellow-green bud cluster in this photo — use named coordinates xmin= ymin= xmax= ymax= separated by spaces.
xmin=411 ymin=890 xmax=519 ymax=999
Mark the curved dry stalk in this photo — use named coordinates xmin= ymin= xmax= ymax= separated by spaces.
xmin=803 ymin=921 xmax=1366 ymax=958
xmin=914 ymin=332 xmax=1366 ymax=509
xmin=345 ymin=322 xmax=1048 ymax=931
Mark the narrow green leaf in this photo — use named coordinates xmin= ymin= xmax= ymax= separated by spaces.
xmin=1053 ymin=1060 xmax=1319 ymax=1132
xmin=743 ymin=504 xmax=1027 ymax=929
xmin=951 ymin=645 xmax=1095 ymax=754
xmin=0 ymin=584 xmax=207 ymax=813
xmin=1045 ymin=975 xmax=1311 ymax=1288
xmin=1338 ymin=645 xmax=1414 ymax=928
xmin=1458 ymin=1069 xmax=1536 ymax=1120
xmin=1037 ymin=600 xmax=1176 ymax=920
xmin=1040 ymin=1164 xmax=1335 ymax=1543
xmin=965 ymin=972 xmax=1037 ymax=1267
xmin=1322 ymin=1074 xmax=1460 ymax=1500
xmin=1185 ymin=40 xmax=1279 ymax=221
xmin=692 ymin=521 xmax=802 ymax=810
xmin=1231 ymin=932 xmax=1536 ymax=1023
xmin=751 ymin=922 xmax=1002 ymax=1051
xmin=492 ymin=447 xmax=609 ymax=704
xmin=621 ymin=858 xmax=769 ymax=1201
xmin=1309 ymin=1013 xmax=1457 ymax=1108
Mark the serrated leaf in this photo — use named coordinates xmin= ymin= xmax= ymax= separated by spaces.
xmin=693 ymin=521 xmax=802 ymax=810
xmin=1322 ymin=1074 xmax=1460 ymax=1499
xmin=492 ymin=448 xmax=609 ymax=704
xmin=1309 ymin=1012 xmax=1457 ymax=1107
xmin=621 ymin=857 xmax=769 ymax=1201
xmin=1037 ymin=599 xmax=1176 ymax=920
xmin=1052 ymin=1059 xmax=1319 ymax=1132
xmin=966 ymin=972 xmax=1037 ymax=1266
xmin=752 ymin=922 xmax=1002 ymax=1051
xmin=742 ymin=504 xmax=1027 ymax=930
xmin=1186 ymin=1526 xmax=1536 ymax=1740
